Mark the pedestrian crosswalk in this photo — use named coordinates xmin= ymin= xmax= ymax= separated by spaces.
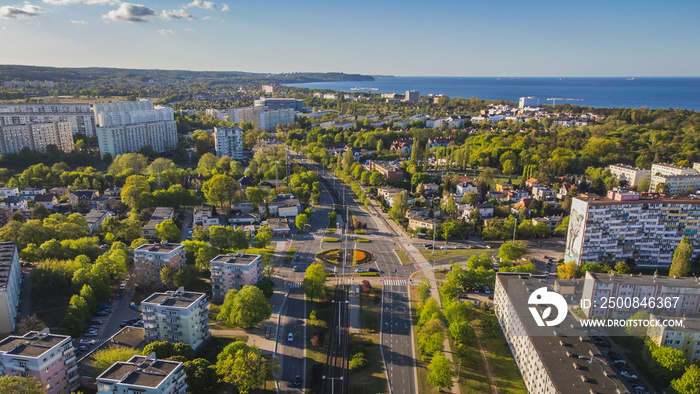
xmin=381 ymin=278 xmax=408 ymax=286
xmin=287 ymin=282 xmax=302 ymax=289
xmin=369 ymin=234 xmax=385 ymax=240
xmin=302 ymin=234 xmax=325 ymax=240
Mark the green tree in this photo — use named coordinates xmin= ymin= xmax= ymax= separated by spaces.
xmin=449 ymin=321 xmax=476 ymax=345
xmin=216 ymin=343 xmax=269 ymax=394
xmin=295 ymin=214 xmax=310 ymax=233
xmin=625 ymin=311 xmax=651 ymax=337
xmin=160 ymin=266 xmax=176 ymax=287
xmin=155 ymin=219 xmax=180 ymax=242
xmin=303 ymin=262 xmax=327 ymax=300
xmin=417 ymin=318 xmax=445 ymax=360
xmin=615 ymin=261 xmax=631 ymax=274
xmin=418 ymin=278 xmax=432 ymax=303
xmin=670 ymin=236 xmax=693 ymax=277
xmin=467 ymin=253 xmax=493 ymax=270
xmin=209 ymin=226 xmax=235 ymax=252
xmin=184 ymin=358 xmax=219 ymax=393
xmin=497 ymin=241 xmax=529 ymax=263
xmin=121 ymin=175 xmax=151 ymax=210
xmin=218 ymin=286 xmax=272 ymax=328
xmin=671 ymin=365 xmax=700 ymax=394
xmin=637 ymin=176 xmax=651 ymax=193
xmin=245 ymin=187 xmax=265 ymax=209
xmin=0 ymin=375 xmax=45 ymax=394
xmin=369 ymin=171 xmax=385 ymax=186
xmin=389 ymin=191 xmax=409 ymax=220
xmin=203 ymin=174 xmax=239 ymax=209
xmin=92 ymin=346 xmax=139 ymax=377
xmin=108 ymin=152 xmax=149 ymax=175
xmin=646 ymin=341 xmax=688 ymax=383
xmin=174 ymin=266 xmax=193 ymax=288
xmin=418 ymin=298 xmax=441 ymax=327
xmin=427 ymin=351 xmax=455 ymax=391
xmin=557 ymin=261 xmax=578 ymax=279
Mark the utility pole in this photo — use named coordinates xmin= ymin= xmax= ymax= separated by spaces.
xmin=432 ymin=224 xmax=436 ymax=255
xmin=513 ymin=217 xmax=517 ymax=242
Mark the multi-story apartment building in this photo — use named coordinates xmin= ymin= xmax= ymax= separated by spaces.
xmin=607 ymin=163 xmax=651 ymax=188
xmin=141 ymin=207 xmax=176 ymax=238
xmin=648 ymin=162 xmax=700 ymax=194
xmin=518 ymin=96 xmax=539 ymax=108
xmin=366 ymin=161 xmax=404 ymax=182
xmin=230 ymin=106 xmax=295 ymax=132
xmin=210 ymin=253 xmax=263 ymax=301
xmin=564 ymin=194 xmax=700 ymax=268
xmin=253 ymin=96 xmax=304 ymax=111
xmin=648 ymin=314 xmax=700 ymax=362
xmin=140 ymin=288 xmax=210 ymax=350
xmin=0 ymin=121 xmax=74 ymax=155
xmin=0 ymin=242 xmax=21 ymax=333
xmin=96 ymin=354 xmax=187 ymax=394
xmin=0 ymin=330 xmax=79 ymax=393
xmin=213 ymin=126 xmax=243 ymax=160
xmin=651 ymin=163 xmax=698 ymax=177
xmin=133 ymin=242 xmax=186 ymax=286
xmin=94 ymin=100 xmax=177 ymax=158
xmin=404 ymin=90 xmax=420 ymax=102
xmin=581 ymin=271 xmax=700 ymax=320
xmin=0 ymin=103 xmax=96 ymax=136
xmin=494 ymin=273 xmax=624 ymax=394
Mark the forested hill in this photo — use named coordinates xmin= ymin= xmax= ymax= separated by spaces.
xmin=0 ymin=65 xmax=374 ymax=84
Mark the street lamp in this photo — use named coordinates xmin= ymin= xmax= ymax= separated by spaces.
xmin=457 ymin=362 xmax=461 ymax=382
xmin=322 ymin=375 xmax=343 ymax=394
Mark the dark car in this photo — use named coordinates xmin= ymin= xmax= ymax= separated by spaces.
xmin=293 ymin=375 xmax=302 ymax=386
xmin=95 ymin=310 xmax=110 ymax=316
xmin=120 ymin=320 xmax=130 ymax=328
xmin=368 ymin=268 xmax=379 ymax=273
xmin=129 ymin=317 xmax=140 ymax=324
xmin=90 ymin=319 xmax=103 ymax=325
xmin=98 ymin=304 xmax=111 ymax=310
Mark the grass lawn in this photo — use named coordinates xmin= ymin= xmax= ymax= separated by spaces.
xmin=198 ymin=334 xmax=248 ymax=362
xmin=408 ymin=285 xmax=439 ymax=394
xmin=283 ymin=246 xmax=298 ymax=265
xmin=393 ymin=249 xmax=414 ymax=265
xmin=434 ymin=269 xmax=448 ymax=281
xmin=349 ymin=287 xmax=387 ymax=394
xmin=306 ymin=287 xmax=334 ymax=393
xmin=419 ymin=248 xmax=491 ymax=262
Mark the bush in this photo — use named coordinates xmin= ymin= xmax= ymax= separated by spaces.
xmin=323 ymin=238 xmax=340 ymax=242
xmin=354 ymin=229 xmax=367 ymax=234
xmin=358 ymin=272 xmax=379 ymax=276
xmin=311 ymin=328 xmax=326 ymax=347
xmin=349 ymin=352 xmax=368 ymax=370
xmin=361 ymin=280 xmax=372 ymax=293
xmin=356 ymin=238 xmax=371 ymax=243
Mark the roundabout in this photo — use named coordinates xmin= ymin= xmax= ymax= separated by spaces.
xmin=316 ymin=248 xmax=374 ymax=266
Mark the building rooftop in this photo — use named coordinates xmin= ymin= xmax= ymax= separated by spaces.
xmin=210 ymin=253 xmax=261 ymax=267
xmin=496 ymin=274 xmax=627 ymax=393
xmin=574 ymin=195 xmax=700 ymax=205
xmin=609 ymin=163 xmax=648 ymax=171
xmin=97 ymin=354 xmax=181 ymax=388
xmin=151 ymin=207 xmax=175 ymax=220
xmin=0 ymin=242 xmax=17 ymax=289
xmin=586 ymin=271 xmax=700 ymax=289
xmin=134 ymin=242 xmax=183 ymax=254
xmin=0 ymin=331 xmax=68 ymax=358
xmin=142 ymin=288 xmax=206 ymax=309
xmin=193 ymin=205 xmax=213 ymax=216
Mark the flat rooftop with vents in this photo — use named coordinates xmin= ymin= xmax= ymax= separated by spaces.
xmin=0 ymin=331 xmax=69 ymax=358
xmin=97 ymin=354 xmax=183 ymax=389
xmin=141 ymin=288 xmax=206 ymax=309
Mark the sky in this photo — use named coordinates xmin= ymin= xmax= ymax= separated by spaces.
xmin=0 ymin=0 xmax=699 ymax=77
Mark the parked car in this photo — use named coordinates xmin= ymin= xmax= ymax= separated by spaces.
xmin=98 ymin=304 xmax=111 ymax=310
xmin=454 ymin=245 xmax=465 ymax=249
xmin=468 ymin=245 xmax=477 ymax=249
xmin=120 ymin=321 xmax=130 ymax=328
xmin=440 ymin=245 xmax=450 ymax=250
xmin=119 ymin=283 xmax=126 ymax=290
xmin=621 ymin=371 xmax=637 ymax=379
xmin=293 ymin=266 xmax=298 ymax=272
xmin=368 ymin=268 xmax=378 ymax=273
xmin=355 ymin=268 xmax=366 ymax=273
xmin=288 ymin=333 xmax=294 ymax=342
xmin=94 ymin=310 xmax=110 ymax=316
xmin=76 ymin=345 xmax=88 ymax=352
xmin=90 ymin=319 xmax=103 ymax=325
xmin=83 ymin=331 xmax=98 ymax=337
xmin=129 ymin=317 xmax=140 ymax=324
xmin=80 ymin=339 xmax=96 ymax=346
xmin=424 ymin=244 xmax=433 ymax=249
xmin=293 ymin=375 xmax=302 ymax=386
xmin=613 ymin=359 xmax=627 ymax=365
xmin=295 ymin=255 xmax=300 ymax=260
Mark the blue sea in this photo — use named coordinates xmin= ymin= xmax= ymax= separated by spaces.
xmin=286 ymin=77 xmax=700 ymax=110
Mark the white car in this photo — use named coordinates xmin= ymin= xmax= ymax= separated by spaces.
xmin=440 ymin=245 xmax=450 ymax=250
xmin=288 ymin=333 xmax=294 ymax=342
xmin=621 ymin=371 xmax=637 ymax=379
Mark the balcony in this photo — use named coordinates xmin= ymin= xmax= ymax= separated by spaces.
xmin=69 ymin=373 xmax=79 ymax=383
xmin=65 ymin=355 xmax=76 ymax=365
xmin=13 ymin=364 xmax=26 ymax=372
xmin=67 ymin=364 xmax=78 ymax=374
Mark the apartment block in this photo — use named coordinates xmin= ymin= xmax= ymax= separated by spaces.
xmin=230 ymin=106 xmax=295 ymax=132
xmin=213 ymin=126 xmax=243 ymax=160
xmin=366 ymin=161 xmax=404 ymax=182
xmin=607 ymin=163 xmax=651 ymax=188
xmin=0 ymin=242 xmax=21 ymax=333
xmin=404 ymin=90 xmax=420 ymax=102
xmin=494 ymin=273 xmax=625 ymax=394
xmin=141 ymin=288 xmax=210 ymax=350
xmin=253 ymin=96 xmax=304 ymax=111
xmin=581 ymin=271 xmax=700 ymax=320
xmin=518 ymin=96 xmax=539 ymax=108
xmin=650 ymin=174 xmax=700 ymax=195
xmin=564 ymin=194 xmax=700 ymax=268
xmin=651 ymin=163 xmax=698 ymax=177
xmin=133 ymin=242 xmax=186 ymax=286
xmin=94 ymin=100 xmax=177 ymax=158
xmin=0 ymin=121 xmax=74 ymax=155
xmin=0 ymin=103 xmax=96 ymax=136
xmin=0 ymin=330 xmax=79 ymax=393
xmin=193 ymin=205 xmax=220 ymax=228
xmin=210 ymin=253 xmax=263 ymax=301
xmin=96 ymin=354 xmax=187 ymax=394
xmin=648 ymin=314 xmax=700 ymax=362
xmin=141 ymin=207 xmax=176 ymax=238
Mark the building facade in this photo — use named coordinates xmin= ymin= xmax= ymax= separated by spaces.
xmin=213 ymin=126 xmax=243 ymax=160
xmin=230 ymin=106 xmax=295 ymax=132
xmin=0 ymin=330 xmax=79 ymax=393
xmin=0 ymin=103 xmax=96 ymax=136
xmin=94 ymin=100 xmax=177 ymax=158
xmin=0 ymin=121 xmax=74 ymax=155
xmin=133 ymin=243 xmax=186 ymax=286
xmin=141 ymin=288 xmax=210 ymax=351
xmin=210 ymin=253 xmax=263 ymax=301
xmin=404 ymin=90 xmax=420 ymax=102
xmin=608 ymin=163 xmax=651 ymax=188
xmin=565 ymin=195 xmax=700 ymax=268
xmin=366 ymin=161 xmax=404 ymax=182
xmin=648 ymin=314 xmax=700 ymax=362
xmin=518 ymin=96 xmax=539 ymax=108
xmin=141 ymin=207 xmax=176 ymax=238
xmin=0 ymin=242 xmax=21 ymax=333
xmin=96 ymin=354 xmax=187 ymax=394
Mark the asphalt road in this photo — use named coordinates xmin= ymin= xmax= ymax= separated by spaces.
xmin=382 ymin=285 xmax=416 ymax=394
xmin=278 ymin=287 xmax=307 ymax=393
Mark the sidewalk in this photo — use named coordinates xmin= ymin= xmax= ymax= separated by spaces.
xmin=349 ymin=287 xmax=361 ymax=333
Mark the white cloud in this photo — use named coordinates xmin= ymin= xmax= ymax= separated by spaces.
xmin=102 ymin=2 xmax=154 ymax=22
xmin=159 ymin=8 xmax=194 ymax=20
xmin=184 ymin=27 xmax=193 ymax=31
xmin=221 ymin=3 xmax=229 ymax=12
xmin=70 ymin=19 xmax=88 ymax=23
xmin=202 ymin=15 xmax=211 ymax=20
xmin=157 ymin=29 xmax=175 ymax=35
xmin=0 ymin=3 xmax=45 ymax=19
xmin=43 ymin=0 xmax=120 ymax=5
xmin=184 ymin=0 xmax=215 ymax=10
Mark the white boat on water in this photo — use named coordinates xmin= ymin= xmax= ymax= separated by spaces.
xmin=350 ymin=87 xmax=379 ymax=91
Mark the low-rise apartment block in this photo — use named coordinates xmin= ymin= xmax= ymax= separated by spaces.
xmin=648 ymin=314 xmax=700 ymax=362
xmin=0 ymin=242 xmax=21 ymax=333
xmin=0 ymin=330 xmax=79 ymax=393
xmin=494 ymin=273 xmax=625 ymax=394
xmin=210 ymin=253 xmax=263 ymax=301
xmin=564 ymin=194 xmax=700 ymax=268
xmin=608 ymin=163 xmax=651 ymax=187
xmin=141 ymin=288 xmax=210 ymax=351
xmin=193 ymin=205 xmax=220 ymax=228
xmin=366 ymin=161 xmax=404 ymax=182
xmin=133 ymin=242 xmax=186 ymax=286
xmin=407 ymin=216 xmax=441 ymax=231
xmin=141 ymin=207 xmax=175 ymax=238
xmin=96 ymin=354 xmax=187 ymax=394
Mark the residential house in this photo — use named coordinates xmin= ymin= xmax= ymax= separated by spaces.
xmin=511 ymin=198 xmax=534 ymax=214
xmin=193 ymin=205 xmax=220 ymax=229
xmin=367 ymin=161 xmax=404 ymax=182
xmin=0 ymin=187 xmax=19 ymax=198
xmin=507 ymin=190 xmax=530 ymax=203
xmin=34 ymin=194 xmax=58 ymax=210
xmin=103 ymin=186 xmax=122 ymax=208
xmin=462 ymin=203 xmax=494 ymax=219
xmin=210 ymin=253 xmax=263 ymax=301
xmin=267 ymin=218 xmax=290 ymax=236
xmin=486 ymin=190 xmax=505 ymax=200
xmin=531 ymin=185 xmax=556 ymax=201
xmin=455 ymin=181 xmax=477 ymax=196
xmin=133 ymin=242 xmax=186 ymax=286
xmin=68 ymin=189 xmax=98 ymax=210
xmin=49 ymin=186 xmax=70 ymax=197
xmin=232 ymin=202 xmax=254 ymax=215
xmin=427 ymin=137 xmax=454 ymax=148
xmin=390 ymin=138 xmax=413 ymax=154
xmin=1 ymin=196 xmax=28 ymax=211
xmin=85 ymin=210 xmax=109 ymax=235
xmin=525 ymin=178 xmax=540 ymax=188
xmin=20 ymin=187 xmax=46 ymax=200
xmin=495 ymin=183 xmax=514 ymax=193
xmin=408 ymin=216 xmax=442 ymax=231
xmin=422 ymin=183 xmax=440 ymax=194
xmin=141 ymin=207 xmax=176 ymax=238
xmin=531 ymin=215 xmax=561 ymax=232
xmin=557 ymin=184 xmax=574 ymax=200
xmin=141 ymin=288 xmax=210 ymax=350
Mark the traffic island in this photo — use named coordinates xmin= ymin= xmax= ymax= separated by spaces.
xmin=316 ymin=248 xmax=375 ymax=266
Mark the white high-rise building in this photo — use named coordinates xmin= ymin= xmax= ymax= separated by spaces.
xmin=0 ymin=103 xmax=96 ymax=136
xmin=404 ymin=90 xmax=420 ymax=102
xmin=607 ymin=163 xmax=651 ymax=187
xmin=230 ymin=107 xmax=295 ymax=132
xmin=94 ymin=100 xmax=177 ymax=158
xmin=0 ymin=121 xmax=74 ymax=155
xmin=141 ymin=288 xmax=210 ymax=350
xmin=518 ymin=96 xmax=539 ymax=108
xmin=213 ymin=126 xmax=243 ymax=160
